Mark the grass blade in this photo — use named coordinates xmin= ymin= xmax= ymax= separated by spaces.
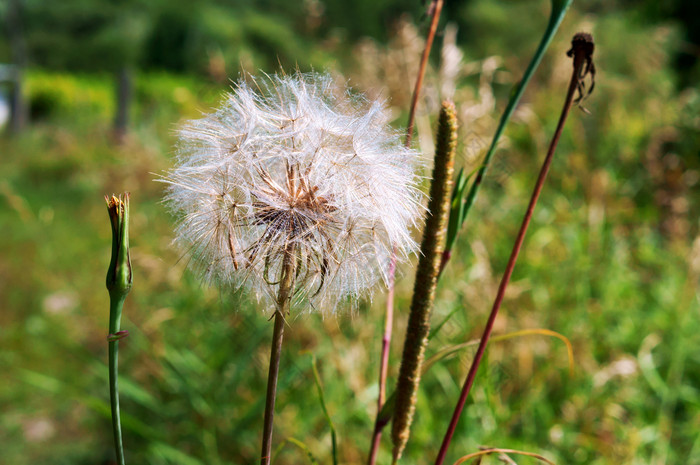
xmin=311 ymin=355 xmax=338 ymax=465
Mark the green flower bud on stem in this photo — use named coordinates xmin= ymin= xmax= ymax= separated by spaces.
xmin=106 ymin=193 xmax=132 ymax=303
xmin=105 ymin=192 xmax=132 ymax=465
xmin=392 ymin=101 xmax=457 ymax=462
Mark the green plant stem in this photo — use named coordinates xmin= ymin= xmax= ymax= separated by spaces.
xmin=260 ymin=246 xmax=295 ymax=465
xmin=441 ymin=0 xmax=574 ymax=272
xmin=105 ymin=193 xmax=131 ymax=465
xmin=433 ymin=33 xmax=592 ymax=465
xmin=108 ymin=297 xmax=126 ymax=465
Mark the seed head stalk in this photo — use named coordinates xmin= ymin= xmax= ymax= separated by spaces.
xmin=433 ymin=33 xmax=595 ymax=465
xmin=162 ymin=72 xmax=422 ymax=465
xmin=260 ymin=243 xmax=296 ymax=465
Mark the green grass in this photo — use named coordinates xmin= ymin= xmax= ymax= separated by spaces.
xmin=2 ymin=9 xmax=700 ymax=465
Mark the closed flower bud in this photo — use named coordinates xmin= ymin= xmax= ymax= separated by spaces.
xmin=105 ymin=193 xmax=132 ymax=300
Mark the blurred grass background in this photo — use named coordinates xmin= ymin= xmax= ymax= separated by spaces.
xmin=1 ymin=0 xmax=699 ymax=464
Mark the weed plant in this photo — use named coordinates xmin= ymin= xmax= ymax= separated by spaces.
xmin=1 ymin=2 xmax=699 ymax=465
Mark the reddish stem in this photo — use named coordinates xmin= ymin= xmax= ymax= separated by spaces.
xmin=405 ymin=0 xmax=444 ymax=148
xmin=433 ymin=34 xmax=593 ymax=465
xmin=381 ymin=254 xmax=397 ymax=408
xmin=368 ymin=254 xmax=396 ymax=465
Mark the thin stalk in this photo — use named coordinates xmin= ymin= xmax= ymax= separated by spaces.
xmin=311 ymin=356 xmax=338 ymax=465
xmin=108 ymin=298 xmax=126 ymax=465
xmin=405 ymin=0 xmax=444 ymax=148
xmin=260 ymin=246 xmax=296 ymax=465
xmin=441 ymin=0 xmax=574 ymax=273
xmin=368 ymin=255 xmax=395 ymax=465
xmin=434 ymin=33 xmax=595 ymax=465
xmin=369 ymin=2 xmax=444 ymax=463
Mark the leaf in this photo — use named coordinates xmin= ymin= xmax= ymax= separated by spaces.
xmin=311 ymin=355 xmax=338 ymax=465
xmin=377 ymin=389 xmax=397 ymax=427
xmin=424 ymin=328 xmax=575 ymax=378
xmin=429 ymin=306 xmax=462 ymax=342
xmin=443 ymin=0 xmax=575 ymax=259
xmin=274 ymin=437 xmax=320 ymax=465
xmin=445 ymin=168 xmax=472 ymax=254
xmin=148 ymin=442 xmax=206 ymax=465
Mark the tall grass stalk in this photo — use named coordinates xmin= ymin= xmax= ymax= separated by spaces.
xmin=433 ymin=33 xmax=595 ymax=465
xmin=404 ymin=0 xmax=444 ymax=148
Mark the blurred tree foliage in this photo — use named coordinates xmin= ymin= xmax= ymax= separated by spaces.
xmin=1 ymin=0 xmax=698 ymax=81
xmin=448 ymin=0 xmax=700 ymax=85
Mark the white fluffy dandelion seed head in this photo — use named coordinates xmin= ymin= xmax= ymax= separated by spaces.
xmin=163 ymin=72 xmax=423 ymax=313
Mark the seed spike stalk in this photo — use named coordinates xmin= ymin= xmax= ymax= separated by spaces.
xmin=392 ymin=101 xmax=457 ymax=463
xmin=433 ymin=33 xmax=595 ymax=465
xmin=369 ymin=2 xmax=445 ymax=463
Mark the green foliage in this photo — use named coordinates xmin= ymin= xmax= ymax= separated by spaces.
xmin=25 ymin=71 xmax=113 ymax=122
xmin=320 ymin=0 xmax=422 ymax=41
xmin=16 ymin=0 xmax=148 ymax=70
